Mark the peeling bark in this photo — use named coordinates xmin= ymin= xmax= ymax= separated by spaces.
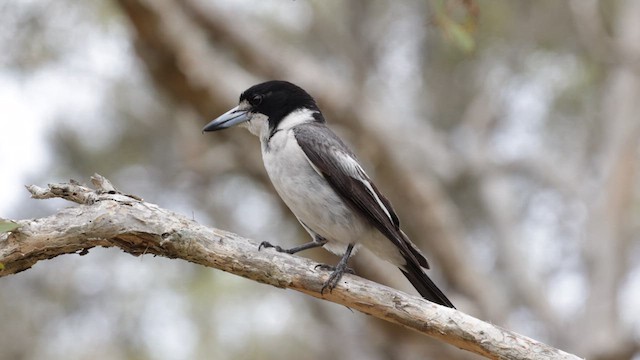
xmin=0 ymin=175 xmax=581 ymax=360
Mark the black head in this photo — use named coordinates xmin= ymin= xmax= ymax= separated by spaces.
xmin=203 ymin=80 xmax=324 ymax=134
xmin=240 ymin=80 xmax=322 ymax=129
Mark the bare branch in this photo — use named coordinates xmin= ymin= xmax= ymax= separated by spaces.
xmin=0 ymin=177 xmax=581 ymax=360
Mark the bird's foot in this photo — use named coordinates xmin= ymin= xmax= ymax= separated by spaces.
xmin=316 ymin=263 xmax=355 ymax=294
xmin=258 ymin=241 xmax=294 ymax=254
xmin=259 ymin=239 xmax=326 ymax=255
xmin=314 ymin=263 xmax=355 ymax=274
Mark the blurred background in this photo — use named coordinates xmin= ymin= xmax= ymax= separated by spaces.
xmin=1 ymin=0 xmax=639 ymax=359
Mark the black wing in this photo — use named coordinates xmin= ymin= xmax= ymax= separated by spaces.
xmin=293 ymin=123 xmax=428 ymax=269
xmin=293 ymin=123 xmax=454 ymax=308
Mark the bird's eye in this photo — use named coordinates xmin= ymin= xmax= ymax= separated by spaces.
xmin=249 ymin=94 xmax=263 ymax=106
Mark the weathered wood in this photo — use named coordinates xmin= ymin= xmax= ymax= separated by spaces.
xmin=0 ymin=176 xmax=582 ymax=360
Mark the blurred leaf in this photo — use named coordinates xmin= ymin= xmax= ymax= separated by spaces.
xmin=443 ymin=17 xmax=475 ymax=53
xmin=433 ymin=0 xmax=478 ymax=53
xmin=0 ymin=219 xmax=20 ymax=233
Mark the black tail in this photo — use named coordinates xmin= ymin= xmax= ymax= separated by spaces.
xmin=400 ymin=261 xmax=455 ymax=308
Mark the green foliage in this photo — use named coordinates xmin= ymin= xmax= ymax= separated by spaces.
xmin=433 ymin=0 xmax=478 ymax=53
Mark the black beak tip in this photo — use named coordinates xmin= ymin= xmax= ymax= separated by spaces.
xmin=202 ymin=123 xmax=219 ymax=133
xmin=202 ymin=106 xmax=248 ymax=133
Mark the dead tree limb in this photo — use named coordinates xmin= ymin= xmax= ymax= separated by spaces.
xmin=0 ymin=175 xmax=581 ymax=360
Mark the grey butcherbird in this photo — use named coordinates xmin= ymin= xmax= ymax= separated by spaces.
xmin=203 ymin=80 xmax=454 ymax=308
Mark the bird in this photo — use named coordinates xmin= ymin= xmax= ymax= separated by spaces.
xmin=203 ymin=80 xmax=454 ymax=308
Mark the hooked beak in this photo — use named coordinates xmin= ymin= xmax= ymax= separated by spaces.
xmin=202 ymin=106 xmax=250 ymax=132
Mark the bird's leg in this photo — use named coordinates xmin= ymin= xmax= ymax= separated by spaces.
xmin=319 ymin=243 xmax=355 ymax=294
xmin=259 ymin=235 xmax=327 ymax=255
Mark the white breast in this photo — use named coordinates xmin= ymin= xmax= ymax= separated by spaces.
xmin=256 ymin=111 xmax=404 ymax=264
xmin=261 ymin=128 xmax=368 ymax=255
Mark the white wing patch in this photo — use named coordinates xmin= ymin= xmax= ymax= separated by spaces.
xmin=303 ymin=148 xmax=324 ymax=176
xmin=358 ymin=177 xmax=394 ymax=223
xmin=326 ymin=151 xmax=394 ymax=224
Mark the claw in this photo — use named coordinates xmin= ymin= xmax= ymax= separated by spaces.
xmin=318 ymin=265 xmax=356 ymax=294
xmin=259 ymin=241 xmax=294 ymax=254
xmin=258 ymin=241 xmax=276 ymax=251
xmin=317 ymin=243 xmax=355 ymax=295
xmin=315 ymin=264 xmax=355 ymax=274
xmin=259 ymin=239 xmax=326 ymax=254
